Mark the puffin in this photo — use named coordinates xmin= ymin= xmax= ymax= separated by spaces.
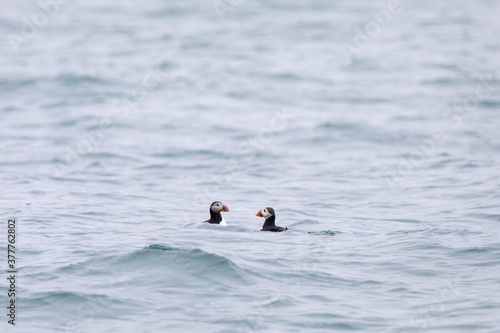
xmin=204 ymin=201 xmax=230 ymax=225
xmin=256 ymin=207 xmax=287 ymax=232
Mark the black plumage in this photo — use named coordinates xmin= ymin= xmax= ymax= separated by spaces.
xmin=204 ymin=201 xmax=229 ymax=224
xmin=257 ymin=207 xmax=288 ymax=232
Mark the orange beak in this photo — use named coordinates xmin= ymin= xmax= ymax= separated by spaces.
xmin=256 ymin=210 xmax=263 ymax=217
xmin=221 ymin=205 xmax=229 ymax=212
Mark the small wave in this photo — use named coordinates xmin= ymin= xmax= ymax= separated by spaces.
xmin=21 ymin=291 xmax=123 ymax=323
xmin=386 ymin=218 xmax=421 ymax=224
xmin=57 ymin=245 xmax=250 ymax=288
xmin=188 ymin=223 xmax=252 ymax=233
xmin=307 ymin=230 xmax=342 ymax=236
xmin=147 ymin=244 xmax=179 ymax=251
xmin=454 ymin=247 xmax=493 ymax=255
xmin=290 ymin=219 xmax=322 ymax=227
xmin=481 ymin=100 xmax=500 ymax=108
xmin=55 ymin=73 xmax=111 ymax=86
xmin=317 ymin=121 xmax=360 ymax=129
xmin=466 ymin=213 xmax=500 ymax=222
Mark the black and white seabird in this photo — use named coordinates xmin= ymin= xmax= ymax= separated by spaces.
xmin=256 ymin=207 xmax=287 ymax=232
xmin=204 ymin=201 xmax=230 ymax=225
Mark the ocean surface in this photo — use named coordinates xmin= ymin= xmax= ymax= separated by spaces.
xmin=1 ymin=0 xmax=500 ymax=332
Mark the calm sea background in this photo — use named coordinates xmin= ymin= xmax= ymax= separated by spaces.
xmin=1 ymin=0 xmax=500 ymax=332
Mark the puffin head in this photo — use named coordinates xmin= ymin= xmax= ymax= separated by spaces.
xmin=256 ymin=207 xmax=275 ymax=219
xmin=210 ymin=201 xmax=230 ymax=213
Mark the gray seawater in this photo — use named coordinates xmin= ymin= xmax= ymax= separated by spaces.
xmin=1 ymin=0 xmax=500 ymax=332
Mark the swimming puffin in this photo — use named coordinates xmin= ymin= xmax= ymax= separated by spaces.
xmin=256 ymin=207 xmax=287 ymax=232
xmin=204 ymin=201 xmax=230 ymax=225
